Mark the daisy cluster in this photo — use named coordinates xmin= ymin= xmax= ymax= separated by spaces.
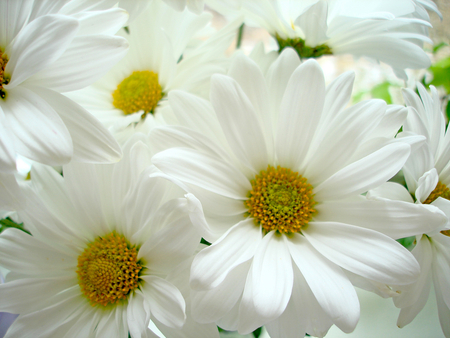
xmin=0 ymin=0 xmax=449 ymax=337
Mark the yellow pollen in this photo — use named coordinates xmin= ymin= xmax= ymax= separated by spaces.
xmin=423 ymin=181 xmax=450 ymax=205
xmin=112 ymin=70 xmax=163 ymax=116
xmin=245 ymin=165 xmax=316 ymax=234
xmin=441 ymin=230 xmax=450 ymax=237
xmin=77 ymin=232 xmax=142 ymax=307
xmin=0 ymin=50 xmax=9 ymax=99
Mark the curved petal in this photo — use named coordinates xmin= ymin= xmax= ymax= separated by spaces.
xmin=244 ymin=231 xmax=294 ymax=321
xmin=28 ymin=35 xmax=128 ymax=92
xmin=0 ymin=107 xmax=17 ymax=173
xmin=314 ymin=142 xmax=410 ymax=201
xmin=286 ymin=234 xmax=359 ymax=333
xmin=315 ymin=197 xmax=447 ymax=239
xmin=303 ymin=221 xmax=420 ymax=285
xmin=152 ymin=147 xmax=251 ymax=199
xmin=2 ymin=86 xmax=73 ymax=165
xmin=140 ymin=275 xmax=186 ymax=329
xmin=190 ymin=219 xmax=261 ymax=290
xmin=5 ymin=14 xmax=79 ymax=88
xmin=28 ymin=86 xmax=121 ymax=163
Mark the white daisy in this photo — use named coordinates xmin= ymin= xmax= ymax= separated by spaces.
xmin=369 ymin=83 xmax=450 ymax=338
xmin=239 ymin=0 xmax=434 ymax=79
xmin=0 ymin=134 xmax=213 ymax=338
xmin=149 ymin=50 xmax=445 ymax=337
xmin=68 ymin=0 xmax=239 ymax=143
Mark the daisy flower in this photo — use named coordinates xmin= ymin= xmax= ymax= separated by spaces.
xmin=0 ymin=0 xmax=129 ymax=208
xmin=0 ymin=134 xmax=214 ymax=338
xmin=68 ymin=0 xmax=239 ymax=143
xmin=149 ymin=50 xmax=446 ymax=337
xmin=369 ymin=83 xmax=450 ymax=337
xmin=239 ymin=0 xmax=434 ymax=79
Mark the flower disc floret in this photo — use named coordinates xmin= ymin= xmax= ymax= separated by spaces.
xmin=0 ymin=50 xmax=9 ymax=99
xmin=112 ymin=70 xmax=163 ymax=116
xmin=77 ymin=232 xmax=142 ymax=307
xmin=245 ymin=165 xmax=316 ymax=234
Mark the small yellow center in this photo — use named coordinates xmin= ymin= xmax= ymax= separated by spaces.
xmin=112 ymin=70 xmax=163 ymax=116
xmin=77 ymin=232 xmax=142 ymax=307
xmin=0 ymin=50 xmax=9 ymax=99
xmin=245 ymin=165 xmax=316 ymax=234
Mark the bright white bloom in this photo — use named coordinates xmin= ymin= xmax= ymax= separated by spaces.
xmin=0 ymin=0 xmax=129 ymax=208
xmin=239 ymin=0 xmax=434 ymax=79
xmin=149 ymin=50 xmax=445 ymax=337
xmin=369 ymin=83 xmax=450 ymax=338
xmin=68 ymin=0 xmax=239 ymax=143
xmin=0 ymin=134 xmax=215 ymax=338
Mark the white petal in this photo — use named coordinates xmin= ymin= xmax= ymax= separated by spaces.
xmin=276 ymin=59 xmax=325 ymax=170
xmin=245 ymin=231 xmax=293 ymax=321
xmin=0 ymin=276 xmax=76 ymax=314
xmin=191 ymin=262 xmax=249 ymax=324
xmin=28 ymin=86 xmax=121 ymax=163
xmin=152 ymin=147 xmax=251 ymax=199
xmin=210 ymin=74 xmax=268 ymax=173
xmin=140 ymin=275 xmax=186 ymax=329
xmin=28 ymin=35 xmax=128 ymax=92
xmin=72 ymin=8 xmax=128 ymax=35
xmin=434 ymin=278 xmax=450 ymax=338
xmin=314 ymin=142 xmax=410 ymax=201
xmin=316 ymin=197 xmax=447 ymax=239
xmin=0 ymin=0 xmax=33 ymax=47
xmin=2 ymin=86 xmax=73 ymax=165
xmin=265 ymin=48 xmax=300 ymax=119
xmin=127 ymin=291 xmax=150 ymax=338
xmin=415 ymin=168 xmax=439 ymax=203
xmin=286 ymin=234 xmax=359 ymax=333
xmin=303 ymin=221 xmax=420 ymax=285
xmin=366 ymin=181 xmax=414 ymax=202
xmin=0 ymin=105 xmax=17 ymax=173
xmin=190 ymin=219 xmax=261 ymax=290
xmin=0 ymin=172 xmax=24 ymax=210
xmin=5 ymin=14 xmax=78 ymax=88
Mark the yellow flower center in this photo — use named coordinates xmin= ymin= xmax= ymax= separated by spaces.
xmin=0 ymin=50 xmax=9 ymax=99
xmin=112 ymin=70 xmax=163 ymax=116
xmin=77 ymin=232 xmax=142 ymax=307
xmin=245 ymin=165 xmax=316 ymax=234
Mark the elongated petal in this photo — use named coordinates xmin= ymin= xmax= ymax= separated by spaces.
xmin=287 ymin=234 xmax=359 ymax=333
xmin=140 ymin=275 xmax=186 ymax=329
xmin=2 ymin=86 xmax=73 ymax=165
xmin=276 ymin=59 xmax=325 ymax=170
xmin=0 ymin=0 xmax=33 ymax=47
xmin=29 ymin=86 xmax=121 ymax=163
xmin=315 ymin=142 xmax=410 ymax=201
xmin=316 ymin=197 xmax=447 ymax=239
xmin=210 ymin=74 xmax=268 ymax=173
xmin=190 ymin=219 xmax=261 ymax=290
xmin=0 ymin=104 xmax=16 ymax=173
xmin=0 ymin=172 xmax=24 ymax=210
xmin=152 ymin=147 xmax=251 ymax=199
xmin=246 ymin=231 xmax=294 ymax=320
xmin=303 ymin=222 xmax=420 ymax=285
xmin=5 ymin=14 xmax=79 ymax=88
xmin=28 ymin=35 xmax=128 ymax=92
xmin=191 ymin=262 xmax=249 ymax=324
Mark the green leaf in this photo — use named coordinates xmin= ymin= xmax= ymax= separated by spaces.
xmin=428 ymin=57 xmax=450 ymax=93
xmin=0 ymin=218 xmax=30 ymax=235
xmin=252 ymin=327 xmax=262 ymax=338
xmin=433 ymin=42 xmax=448 ymax=54
xmin=397 ymin=236 xmax=416 ymax=250
xmin=370 ymin=81 xmax=393 ymax=104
